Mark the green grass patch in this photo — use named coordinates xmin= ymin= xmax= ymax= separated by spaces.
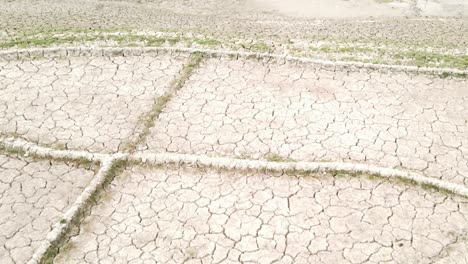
xmin=393 ymin=50 xmax=468 ymax=68
xmin=2 ymin=29 xmax=467 ymax=70
xmin=439 ymin=72 xmax=467 ymax=79
xmin=265 ymin=153 xmax=287 ymax=162
xmin=265 ymin=153 xmax=296 ymax=163
xmin=304 ymin=43 xmax=467 ymax=69
xmin=250 ymin=42 xmax=270 ymax=53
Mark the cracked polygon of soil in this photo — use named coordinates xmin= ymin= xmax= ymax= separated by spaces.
xmin=0 ymin=52 xmax=467 ymax=263
xmin=1 ymin=0 xmax=467 ymax=52
xmin=0 ymin=154 xmax=95 ymax=264
xmin=0 ymin=55 xmax=187 ymax=153
xmin=54 ymin=165 xmax=468 ymax=264
xmin=1 ymin=0 xmax=468 ymax=70
xmin=140 ymin=58 xmax=468 ymax=186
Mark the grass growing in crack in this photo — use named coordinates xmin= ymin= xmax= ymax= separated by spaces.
xmin=1 ymin=29 xmax=217 ymax=51
xmin=328 ymin=169 xmax=371 ymax=179
xmin=0 ymin=142 xmax=25 ymax=157
xmin=420 ymin=182 xmax=457 ymax=196
xmin=283 ymin=169 xmax=316 ymax=177
xmin=52 ymin=241 xmax=76 ymax=263
xmin=41 ymin=159 xmax=129 ymax=264
xmin=3 ymin=27 xmax=467 ymax=69
xmin=395 ymin=176 xmax=419 ymax=186
xmin=439 ymin=72 xmax=467 ymax=79
xmin=121 ymin=94 xmax=172 ymax=153
xmin=171 ymin=52 xmax=203 ymax=91
xmin=94 ymin=160 xmax=129 ymax=202
xmin=396 ymin=176 xmax=460 ymax=197
xmin=121 ymin=53 xmax=203 ymax=152
xmin=264 ymin=153 xmax=294 ymax=162
xmin=0 ymin=142 xmax=97 ymax=169
xmin=287 ymin=167 xmax=463 ymax=198
xmin=0 ymin=31 xmax=187 ymax=49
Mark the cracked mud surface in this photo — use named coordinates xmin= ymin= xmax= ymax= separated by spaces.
xmin=0 ymin=154 xmax=95 ymax=264
xmin=0 ymin=52 xmax=467 ymax=262
xmin=141 ymin=58 xmax=468 ymax=186
xmin=1 ymin=0 xmax=467 ymax=69
xmin=1 ymin=0 xmax=467 ymax=262
xmin=0 ymin=55 xmax=186 ymax=153
xmin=55 ymin=165 xmax=468 ymax=264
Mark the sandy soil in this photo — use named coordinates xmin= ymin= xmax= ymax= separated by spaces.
xmin=246 ymin=0 xmax=467 ymax=18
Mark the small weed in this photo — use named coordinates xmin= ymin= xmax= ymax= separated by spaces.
xmin=145 ymin=37 xmax=165 ymax=47
xmin=342 ymin=56 xmax=361 ymax=62
xmin=319 ymin=46 xmax=332 ymax=53
xmin=250 ymin=42 xmax=270 ymax=53
xmin=329 ymin=169 xmax=360 ymax=178
xmin=440 ymin=72 xmax=451 ymax=78
xmin=365 ymin=173 xmax=380 ymax=181
xmin=282 ymin=168 xmax=317 ymax=177
xmin=265 ymin=153 xmax=285 ymax=162
xmin=439 ymin=72 xmax=467 ymax=79
xmin=337 ymin=47 xmax=353 ymax=53
xmin=185 ymin=247 xmax=198 ymax=259
xmin=167 ymin=36 xmax=181 ymax=45
xmin=59 ymin=218 xmax=67 ymax=224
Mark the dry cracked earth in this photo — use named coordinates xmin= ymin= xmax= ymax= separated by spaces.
xmin=1 ymin=0 xmax=468 ymax=69
xmin=0 ymin=51 xmax=467 ymax=264
xmin=1 ymin=0 xmax=468 ymax=264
